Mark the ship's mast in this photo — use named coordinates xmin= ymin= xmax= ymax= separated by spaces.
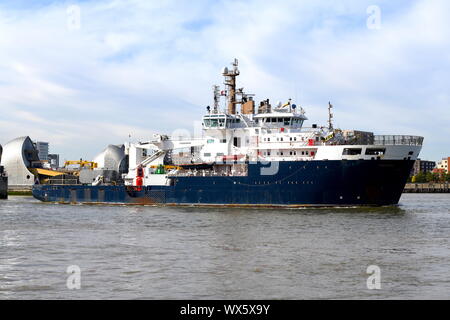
xmin=222 ymin=58 xmax=239 ymax=115
xmin=328 ymin=101 xmax=334 ymax=130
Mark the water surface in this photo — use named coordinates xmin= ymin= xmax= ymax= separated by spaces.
xmin=1 ymin=194 xmax=449 ymax=299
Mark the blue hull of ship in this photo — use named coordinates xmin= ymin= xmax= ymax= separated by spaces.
xmin=32 ymin=160 xmax=414 ymax=206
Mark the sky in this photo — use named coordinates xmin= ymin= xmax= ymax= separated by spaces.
xmin=0 ymin=0 xmax=449 ymax=162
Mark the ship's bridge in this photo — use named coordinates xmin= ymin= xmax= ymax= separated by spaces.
xmin=253 ymin=112 xmax=307 ymax=129
xmin=202 ymin=113 xmax=229 ymax=129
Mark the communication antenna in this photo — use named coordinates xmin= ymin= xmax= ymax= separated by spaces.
xmin=328 ymin=101 xmax=334 ymax=130
xmin=212 ymin=85 xmax=220 ymax=114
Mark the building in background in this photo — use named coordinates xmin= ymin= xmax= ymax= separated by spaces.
xmin=34 ymin=141 xmax=49 ymax=161
xmin=48 ymin=154 xmax=60 ymax=169
xmin=410 ymin=159 xmax=436 ymax=176
xmin=436 ymin=157 xmax=450 ymax=174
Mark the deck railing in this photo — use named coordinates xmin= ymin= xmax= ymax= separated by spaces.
xmin=373 ymin=135 xmax=424 ymax=146
xmin=47 ymin=178 xmax=80 ymax=185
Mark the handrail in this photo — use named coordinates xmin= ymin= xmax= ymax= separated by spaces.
xmin=373 ymin=135 xmax=424 ymax=146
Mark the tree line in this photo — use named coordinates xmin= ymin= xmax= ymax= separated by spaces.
xmin=410 ymin=172 xmax=450 ymax=183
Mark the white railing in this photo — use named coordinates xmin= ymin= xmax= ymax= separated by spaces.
xmin=373 ymin=135 xmax=424 ymax=146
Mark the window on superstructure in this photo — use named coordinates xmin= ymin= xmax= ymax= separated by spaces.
xmin=343 ymin=148 xmax=362 ymax=155
xmin=365 ymin=148 xmax=386 ymax=156
xmin=204 ymin=153 xmax=211 ymax=157
xmin=284 ymin=118 xmax=291 ymax=125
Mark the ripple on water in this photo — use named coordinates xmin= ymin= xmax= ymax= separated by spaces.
xmin=0 ymin=194 xmax=449 ymax=299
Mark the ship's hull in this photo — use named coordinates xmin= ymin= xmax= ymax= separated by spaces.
xmin=32 ymin=160 xmax=414 ymax=206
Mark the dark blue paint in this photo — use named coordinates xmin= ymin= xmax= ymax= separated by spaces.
xmin=32 ymin=160 xmax=414 ymax=206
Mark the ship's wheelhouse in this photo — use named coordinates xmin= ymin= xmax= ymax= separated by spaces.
xmin=202 ymin=114 xmax=228 ymax=128
xmin=254 ymin=113 xmax=307 ymax=128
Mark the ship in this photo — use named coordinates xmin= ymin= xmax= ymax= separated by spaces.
xmin=32 ymin=59 xmax=423 ymax=207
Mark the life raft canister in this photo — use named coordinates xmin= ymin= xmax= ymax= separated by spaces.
xmin=135 ymin=166 xmax=144 ymax=191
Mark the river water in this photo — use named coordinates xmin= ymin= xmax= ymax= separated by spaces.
xmin=0 ymin=194 xmax=449 ymax=300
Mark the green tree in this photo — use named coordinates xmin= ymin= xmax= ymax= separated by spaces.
xmin=415 ymin=172 xmax=426 ymax=183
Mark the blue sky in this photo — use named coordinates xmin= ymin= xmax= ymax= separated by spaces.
xmin=0 ymin=0 xmax=449 ymax=162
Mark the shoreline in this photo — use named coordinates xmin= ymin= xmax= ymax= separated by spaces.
xmin=403 ymin=183 xmax=450 ymax=193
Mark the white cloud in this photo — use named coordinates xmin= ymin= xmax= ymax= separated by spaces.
xmin=0 ymin=0 xmax=448 ymax=161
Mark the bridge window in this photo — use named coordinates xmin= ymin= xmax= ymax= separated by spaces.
xmin=343 ymin=148 xmax=362 ymax=155
xmin=365 ymin=148 xmax=386 ymax=156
